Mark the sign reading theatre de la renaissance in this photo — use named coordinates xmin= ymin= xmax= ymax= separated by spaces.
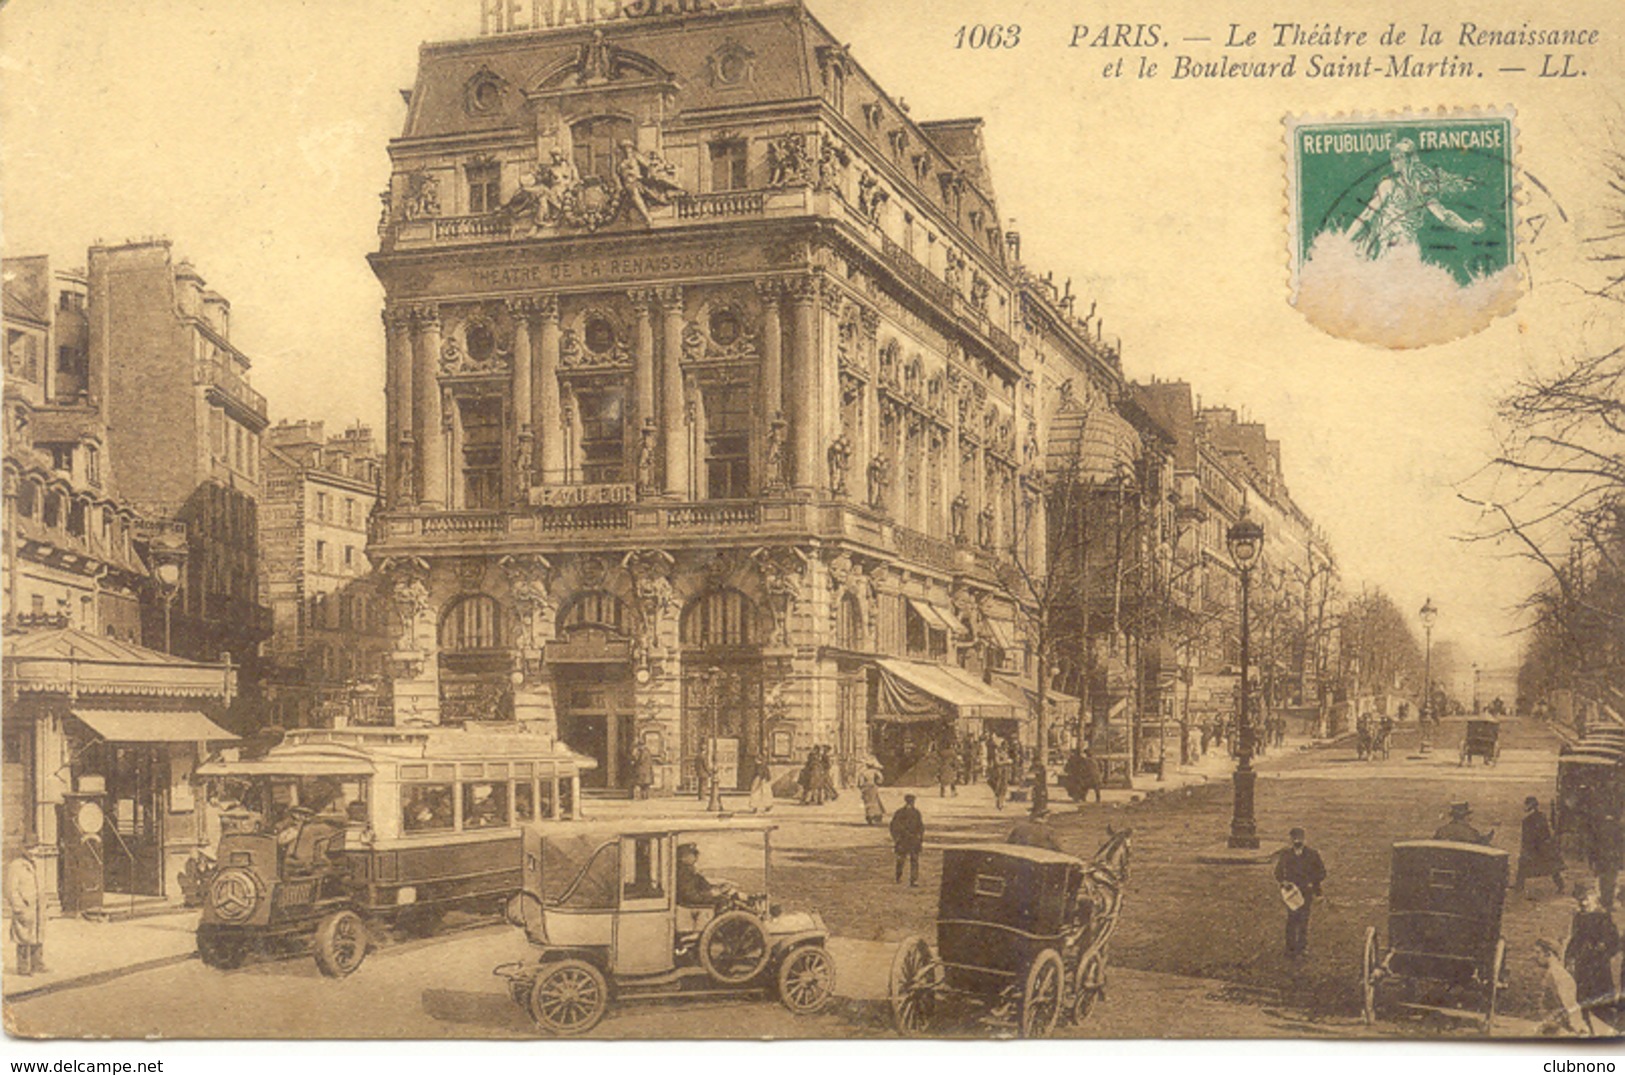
xmin=480 ymin=0 xmax=786 ymax=35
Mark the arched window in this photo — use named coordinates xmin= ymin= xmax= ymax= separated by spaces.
xmin=681 ymin=589 xmax=757 ymax=648
xmin=440 ymin=594 xmax=503 ymax=651
xmin=557 ymin=591 xmax=628 ymax=637
xmin=837 ymin=592 xmax=865 ymax=651
xmin=571 ymin=116 xmax=635 ymax=185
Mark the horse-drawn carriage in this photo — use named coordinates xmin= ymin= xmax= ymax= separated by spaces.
xmin=1360 ymin=840 xmax=1509 ymax=1033
xmin=1355 ymin=717 xmax=1393 ymax=761
xmin=887 ymin=828 xmax=1130 ymax=1038
xmin=1458 ymin=719 xmax=1501 ymax=766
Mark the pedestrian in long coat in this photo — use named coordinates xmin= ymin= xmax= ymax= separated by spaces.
xmin=748 ymin=749 xmax=774 ymax=813
xmin=631 ymin=743 xmax=656 ymax=801
xmin=889 ymin=794 xmax=925 ymax=885
xmin=988 ymin=744 xmax=1010 ymax=810
xmin=937 ymin=749 xmax=960 ymax=798
xmin=859 ymin=768 xmax=886 ymax=825
xmin=694 ymin=747 xmax=716 ymax=803
xmin=798 ymin=753 xmax=817 ymax=805
xmin=818 ymin=746 xmax=840 ymax=803
xmin=1565 ymin=886 xmax=1620 ymax=1026
xmin=1517 ymin=796 xmax=1564 ymax=895
xmin=7 ymin=848 xmax=46 ymax=976
xmin=1274 ymin=827 xmax=1327 ymax=958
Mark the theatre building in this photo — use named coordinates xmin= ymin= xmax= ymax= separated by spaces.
xmin=364 ymin=0 xmax=1111 ymax=791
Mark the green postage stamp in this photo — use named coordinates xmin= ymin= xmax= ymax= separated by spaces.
xmin=1286 ymin=109 xmax=1518 ymax=349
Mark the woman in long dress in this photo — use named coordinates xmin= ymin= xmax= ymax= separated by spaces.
xmin=749 ymin=749 xmax=774 ymax=813
xmin=859 ymin=767 xmax=886 ymax=825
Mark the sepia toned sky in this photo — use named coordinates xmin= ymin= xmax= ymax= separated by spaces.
xmin=3 ymin=0 xmax=1621 ymax=677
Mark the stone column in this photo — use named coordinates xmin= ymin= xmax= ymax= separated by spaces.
xmin=412 ymin=306 xmax=446 ymax=508
xmin=535 ymin=296 xmax=563 ymax=487
xmin=629 ymin=289 xmax=657 ymax=431
xmin=508 ymin=299 xmax=534 ymax=500
xmin=658 ymin=287 xmax=689 ymax=498
xmin=755 ymin=280 xmax=783 ymax=419
xmin=788 ymin=276 xmax=821 ymax=493
xmin=383 ymin=308 xmax=413 ymax=506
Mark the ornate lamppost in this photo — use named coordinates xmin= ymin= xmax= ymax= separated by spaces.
xmin=149 ymin=536 xmax=188 ymax=655
xmin=1226 ymin=511 xmax=1264 ymax=850
xmin=1419 ymin=597 xmax=1438 ymax=753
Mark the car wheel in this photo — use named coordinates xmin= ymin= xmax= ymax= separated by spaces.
xmin=699 ymin=910 xmax=771 ymax=985
xmin=528 ymin=959 xmax=608 ymax=1036
xmin=313 ymin=909 xmax=369 ymax=978
xmin=777 ymin=945 xmax=837 ymax=1014
xmin=888 ymin=935 xmax=940 ymax=1037
xmin=197 ymin=929 xmax=248 ymax=970
xmin=1019 ymin=949 xmax=1064 ymax=1038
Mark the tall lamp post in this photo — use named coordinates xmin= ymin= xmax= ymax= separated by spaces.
xmin=1419 ymin=597 xmax=1438 ymax=753
xmin=151 ymin=553 xmax=186 ymax=655
xmin=1226 ymin=511 xmax=1265 ymax=850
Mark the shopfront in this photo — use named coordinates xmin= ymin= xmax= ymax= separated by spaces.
xmin=869 ymin=657 xmax=1024 ymax=785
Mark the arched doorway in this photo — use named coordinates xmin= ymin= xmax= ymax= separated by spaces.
xmin=438 ymin=594 xmax=512 ymax=724
xmin=680 ymin=589 xmax=763 ymax=793
xmin=552 ymin=591 xmax=635 ymax=789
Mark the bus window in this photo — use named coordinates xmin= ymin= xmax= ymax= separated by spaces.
xmin=402 ymin=783 xmax=455 ymax=833
xmin=463 ymin=782 xmax=509 ymax=829
xmin=559 ymin=778 xmax=575 ymax=820
xmin=514 ymin=780 xmax=535 ymax=822
xmin=537 ymin=779 xmax=556 ymax=820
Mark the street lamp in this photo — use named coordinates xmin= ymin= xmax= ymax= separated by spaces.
xmin=1226 ymin=511 xmax=1264 ymax=850
xmin=153 ymin=557 xmax=184 ymax=655
xmin=1419 ymin=598 xmax=1438 ymax=752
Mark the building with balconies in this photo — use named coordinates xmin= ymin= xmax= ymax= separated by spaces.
xmin=260 ymin=420 xmax=392 ymax=730
xmin=365 ymin=1 xmax=1066 ymax=791
xmin=88 ymin=240 xmax=272 ymax=705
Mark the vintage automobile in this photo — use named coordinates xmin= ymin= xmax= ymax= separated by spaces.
xmin=1361 ymin=840 xmax=1509 ymax=1032
xmin=1458 ymin=718 xmax=1500 ymax=766
xmin=887 ymin=828 xmax=1131 ymax=1038
xmin=193 ymin=726 xmax=593 ymax=975
xmin=494 ymin=820 xmax=836 ymax=1035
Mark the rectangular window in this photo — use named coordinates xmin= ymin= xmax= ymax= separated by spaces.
xmin=48 ymin=445 xmax=73 ymax=473
xmin=316 ymin=491 xmax=328 ymax=520
xmin=709 ymin=140 xmax=748 ymax=192
xmin=622 ymin=836 xmax=665 ymax=900
xmin=467 ymin=162 xmax=501 ymax=214
xmin=344 ymin=546 xmax=354 ymax=568
xmin=514 ymin=780 xmax=536 ymax=822
xmin=537 ymin=778 xmax=556 ymax=820
xmin=574 ymin=386 xmax=626 ymax=485
xmin=315 ymin=539 xmax=327 ymax=568
xmin=344 ymin=499 xmax=356 ymax=527
xmin=461 ymin=781 xmax=509 ymax=830
xmin=702 ymin=382 xmax=751 ymax=498
xmin=401 ymin=783 xmax=455 ymax=833
xmin=458 ymin=396 xmax=504 ymax=508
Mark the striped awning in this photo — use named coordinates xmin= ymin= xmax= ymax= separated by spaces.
xmin=73 ymin=709 xmax=237 ymax=743
xmin=874 ymin=659 xmax=1023 ymax=723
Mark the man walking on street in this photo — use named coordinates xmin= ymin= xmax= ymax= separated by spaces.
xmin=1274 ymin=827 xmax=1326 ymax=958
xmin=1517 ymin=796 xmax=1564 ymax=897
xmin=890 ymin=793 xmax=925 ymax=886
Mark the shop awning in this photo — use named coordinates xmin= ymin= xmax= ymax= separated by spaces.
xmin=982 ymin=618 xmax=1016 ymax=653
xmin=874 ymin=659 xmax=1023 ymax=723
xmin=73 ymin=709 xmax=237 ymax=743
xmin=907 ymin=599 xmax=964 ymax=637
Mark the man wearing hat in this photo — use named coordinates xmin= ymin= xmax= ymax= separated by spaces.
xmin=676 ymin=842 xmax=736 ymax=909
xmin=1434 ymin=801 xmax=1495 ymax=845
xmin=1274 ymin=827 xmax=1326 ymax=958
xmin=1006 ymin=807 xmax=1064 ymax=853
xmin=1516 ymin=796 xmax=1565 ymax=896
xmin=889 ymin=794 xmax=925 ymax=886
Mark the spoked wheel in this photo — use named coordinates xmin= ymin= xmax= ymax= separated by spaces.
xmin=197 ymin=929 xmax=248 ymax=970
xmin=777 ymin=945 xmax=837 ymax=1014
xmin=528 ymin=959 xmax=608 ymax=1036
xmin=699 ymin=910 xmax=771 ymax=984
xmin=313 ymin=909 xmax=368 ymax=978
xmin=1483 ymin=939 xmax=1505 ymax=1034
xmin=1019 ymin=949 xmax=1065 ymax=1039
xmin=1361 ymin=926 xmax=1378 ymax=1025
xmin=1071 ymin=952 xmax=1106 ymax=1023
xmin=888 ymin=934 xmax=941 ymax=1037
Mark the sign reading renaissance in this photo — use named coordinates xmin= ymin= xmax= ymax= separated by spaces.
xmin=480 ymin=0 xmax=787 ymax=36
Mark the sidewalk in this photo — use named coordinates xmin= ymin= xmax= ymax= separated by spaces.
xmin=2 ymin=905 xmax=199 ymax=1001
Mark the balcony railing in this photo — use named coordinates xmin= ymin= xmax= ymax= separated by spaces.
xmin=894 ymin=526 xmax=958 ymax=574
xmin=432 ymin=214 xmax=515 ymax=242
xmin=879 ymin=235 xmax=957 ymax=311
xmin=422 ymin=512 xmax=511 ymax=536
xmin=533 ymin=505 xmax=631 ymax=533
xmin=675 ymin=191 xmax=767 ymax=220
xmin=667 ymin=501 xmax=761 ymax=528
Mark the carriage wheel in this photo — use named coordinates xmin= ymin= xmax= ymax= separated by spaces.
xmin=313 ymin=910 xmax=368 ymax=978
xmin=1482 ymin=939 xmax=1505 ymax=1034
xmin=1072 ymin=952 xmax=1106 ymax=1023
xmin=888 ymin=935 xmax=940 ymax=1037
xmin=1361 ymin=926 xmax=1378 ymax=1025
xmin=1019 ymin=949 xmax=1065 ymax=1038
xmin=777 ymin=945 xmax=837 ymax=1015
xmin=528 ymin=959 xmax=608 ymax=1036
xmin=699 ymin=910 xmax=771 ymax=985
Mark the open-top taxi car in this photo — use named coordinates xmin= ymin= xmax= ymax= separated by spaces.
xmin=494 ymin=820 xmax=836 ymax=1035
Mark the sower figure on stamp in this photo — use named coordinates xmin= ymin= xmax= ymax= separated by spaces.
xmin=890 ymin=793 xmax=924 ymax=887
xmin=1274 ymin=827 xmax=1327 ymax=959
